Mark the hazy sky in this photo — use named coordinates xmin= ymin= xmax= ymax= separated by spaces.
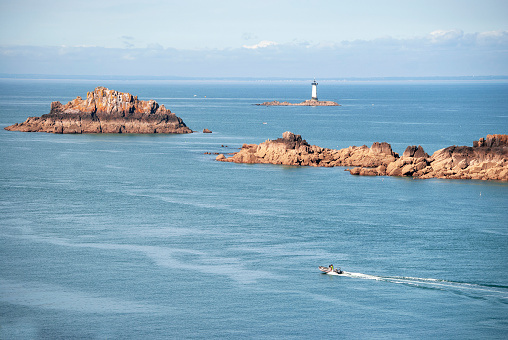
xmin=1 ymin=0 xmax=507 ymax=78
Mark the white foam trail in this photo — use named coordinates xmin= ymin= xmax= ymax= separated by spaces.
xmin=339 ymin=272 xmax=508 ymax=298
xmin=341 ymin=272 xmax=382 ymax=280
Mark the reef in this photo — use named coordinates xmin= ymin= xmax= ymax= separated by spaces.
xmin=4 ymin=87 xmax=192 ymax=134
xmin=216 ymin=132 xmax=508 ymax=181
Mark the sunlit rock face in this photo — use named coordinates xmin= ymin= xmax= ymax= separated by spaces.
xmin=217 ymin=132 xmax=508 ymax=181
xmin=5 ymin=87 xmax=192 ymax=134
xmin=217 ymin=131 xmax=399 ymax=168
xmin=351 ymin=134 xmax=508 ymax=181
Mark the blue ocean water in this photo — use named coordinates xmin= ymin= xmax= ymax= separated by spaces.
xmin=0 ymin=79 xmax=507 ymax=339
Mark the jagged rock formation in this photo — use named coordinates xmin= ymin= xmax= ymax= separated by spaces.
xmin=349 ymin=134 xmax=508 ymax=180
xmin=216 ymin=132 xmax=508 ymax=181
xmin=256 ymin=100 xmax=339 ymax=106
xmin=5 ymin=87 xmax=192 ymax=134
xmin=216 ymin=131 xmax=398 ymax=167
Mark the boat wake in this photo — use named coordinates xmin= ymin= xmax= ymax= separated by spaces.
xmin=340 ymin=271 xmax=508 ymax=301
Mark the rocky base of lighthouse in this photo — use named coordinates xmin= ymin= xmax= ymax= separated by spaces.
xmin=256 ymin=100 xmax=339 ymax=106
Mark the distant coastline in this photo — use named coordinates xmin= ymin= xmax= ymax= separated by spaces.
xmin=1 ymin=74 xmax=508 ymax=82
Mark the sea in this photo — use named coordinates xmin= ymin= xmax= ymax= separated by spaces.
xmin=0 ymin=78 xmax=507 ymax=339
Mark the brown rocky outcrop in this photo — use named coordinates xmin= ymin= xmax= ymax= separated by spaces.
xmin=216 ymin=131 xmax=398 ymax=168
xmin=366 ymin=145 xmax=432 ymax=177
xmin=421 ymin=134 xmax=507 ymax=180
xmin=348 ymin=135 xmax=508 ymax=181
xmin=256 ymin=100 xmax=339 ymax=106
xmin=5 ymin=87 xmax=192 ymax=134
xmin=216 ymin=132 xmax=508 ymax=181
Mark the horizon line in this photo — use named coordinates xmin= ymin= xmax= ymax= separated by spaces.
xmin=1 ymin=74 xmax=508 ymax=82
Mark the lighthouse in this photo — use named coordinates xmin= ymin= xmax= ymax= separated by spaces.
xmin=311 ymin=79 xmax=318 ymax=101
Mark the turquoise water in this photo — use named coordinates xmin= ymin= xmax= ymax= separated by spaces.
xmin=0 ymin=79 xmax=507 ymax=339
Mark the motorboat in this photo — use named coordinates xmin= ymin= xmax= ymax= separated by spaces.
xmin=319 ymin=265 xmax=344 ymax=275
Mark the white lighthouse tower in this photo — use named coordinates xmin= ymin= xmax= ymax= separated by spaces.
xmin=311 ymin=79 xmax=318 ymax=101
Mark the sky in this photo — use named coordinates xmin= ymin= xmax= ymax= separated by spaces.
xmin=0 ymin=0 xmax=507 ymax=78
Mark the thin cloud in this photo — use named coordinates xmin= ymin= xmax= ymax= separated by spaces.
xmin=429 ymin=29 xmax=464 ymax=44
xmin=476 ymin=30 xmax=508 ymax=46
xmin=241 ymin=32 xmax=258 ymax=41
xmin=121 ymin=36 xmax=135 ymax=48
xmin=242 ymin=40 xmax=278 ymax=49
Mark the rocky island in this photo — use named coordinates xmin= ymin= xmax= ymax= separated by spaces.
xmin=256 ymin=80 xmax=339 ymax=106
xmin=256 ymin=100 xmax=339 ymax=106
xmin=5 ymin=87 xmax=192 ymax=134
xmin=216 ymin=132 xmax=508 ymax=181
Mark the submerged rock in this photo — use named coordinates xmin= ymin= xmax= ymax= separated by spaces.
xmin=5 ymin=87 xmax=192 ymax=134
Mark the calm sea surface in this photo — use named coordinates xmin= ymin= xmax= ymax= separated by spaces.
xmin=0 ymin=79 xmax=507 ymax=339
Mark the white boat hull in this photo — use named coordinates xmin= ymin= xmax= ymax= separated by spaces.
xmin=319 ymin=266 xmax=344 ymax=275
